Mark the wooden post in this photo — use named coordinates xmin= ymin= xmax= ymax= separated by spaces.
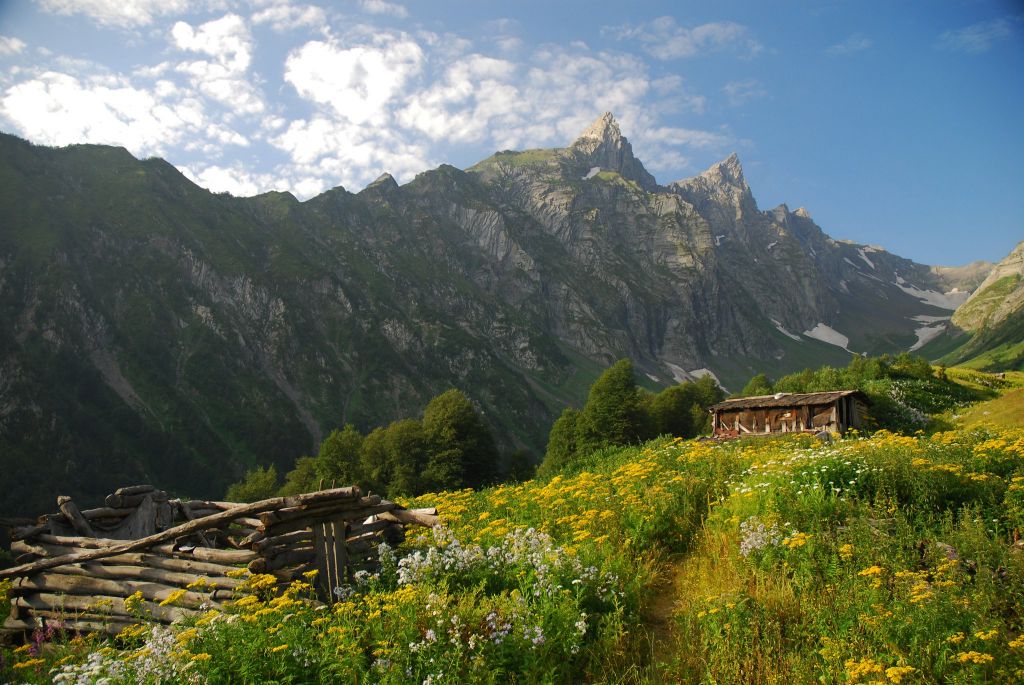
xmin=313 ymin=516 xmax=349 ymax=603
xmin=56 ymin=497 xmax=95 ymax=538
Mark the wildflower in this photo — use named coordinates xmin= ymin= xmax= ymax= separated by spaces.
xmin=955 ymin=651 xmax=994 ymax=664
xmin=975 ymin=629 xmax=998 ymax=641
xmin=124 ymin=590 xmax=146 ymax=613
xmin=13 ymin=658 xmax=46 ymax=670
xmin=271 ymin=644 xmax=289 ymax=653
xmin=839 ymin=543 xmax=854 ymax=560
xmin=885 ymin=666 xmax=916 ymax=683
xmin=858 ymin=565 xmax=884 ymax=577
xmin=159 ymin=589 xmax=187 ymax=606
xmin=191 ymin=652 xmax=212 ymax=661
xmin=947 ymin=632 xmax=966 ymax=644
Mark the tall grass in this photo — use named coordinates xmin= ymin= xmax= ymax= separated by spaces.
xmin=2 ymin=429 xmax=1023 ymax=683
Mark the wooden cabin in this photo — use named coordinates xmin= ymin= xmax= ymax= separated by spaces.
xmin=708 ymin=390 xmax=869 ymax=439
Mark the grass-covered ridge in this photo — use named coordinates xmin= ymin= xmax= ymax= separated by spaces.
xmin=4 ymin=422 xmax=1024 ymax=683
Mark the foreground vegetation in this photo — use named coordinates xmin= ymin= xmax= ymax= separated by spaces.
xmin=4 ymin=419 xmax=1024 ymax=683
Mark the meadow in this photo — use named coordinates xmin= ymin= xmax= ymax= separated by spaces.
xmin=3 ymin=418 xmax=1023 ymax=684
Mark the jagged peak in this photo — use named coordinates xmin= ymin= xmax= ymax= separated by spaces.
xmin=360 ymin=172 xmax=399 ymax=194
xmin=794 ymin=206 xmax=812 ymax=219
xmin=572 ymin=112 xmax=623 ymax=148
xmin=701 ymin=153 xmax=746 ymax=188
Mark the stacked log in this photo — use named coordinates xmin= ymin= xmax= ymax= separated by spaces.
xmin=1 ymin=485 xmax=439 ymax=638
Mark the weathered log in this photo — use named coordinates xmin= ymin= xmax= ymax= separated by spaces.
xmin=182 ymin=546 xmax=258 ymax=564
xmin=248 ymin=548 xmax=315 ymax=573
xmin=253 ymin=530 xmax=312 ymax=553
xmin=347 ymin=519 xmax=390 ymax=538
xmin=53 ymin=562 xmax=243 ymax=590
xmin=105 ymin=491 xmax=168 ymax=508
xmin=258 ymin=492 xmax=374 ymax=527
xmin=3 ymin=615 xmax=137 ymax=637
xmin=103 ymin=495 xmax=157 ymax=540
xmin=11 ymin=523 xmax=47 ymax=540
xmin=12 ymin=573 xmax=219 ymax=610
xmin=261 ymin=503 xmax=395 ymax=535
xmin=15 ymin=592 xmax=195 ymax=624
xmin=115 ymin=485 xmax=156 ymax=497
xmin=178 ymin=500 xmax=213 ymax=548
xmin=0 ymin=492 xmax=329 ymax=579
xmin=240 ymin=530 xmax=265 ymax=547
xmin=379 ymin=507 xmax=441 ymax=528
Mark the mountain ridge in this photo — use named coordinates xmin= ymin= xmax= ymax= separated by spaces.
xmin=0 ymin=114 xmax=998 ymax=515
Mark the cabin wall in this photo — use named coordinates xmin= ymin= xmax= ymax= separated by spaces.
xmin=712 ymin=397 xmax=867 ymax=437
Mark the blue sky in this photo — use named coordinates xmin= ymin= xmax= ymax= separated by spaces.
xmin=0 ymin=0 xmax=1020 ymax=266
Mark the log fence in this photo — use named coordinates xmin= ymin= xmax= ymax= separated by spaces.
xmin=1 ymin=484 xmax=438 ymax=638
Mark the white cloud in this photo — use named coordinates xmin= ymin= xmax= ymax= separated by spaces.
xmin=827 ymin=33 xmax=873 ymax=55
xmin=283 ymin=34 xmax=423 ymax=124
xmin=251 ymin=3 xmax=328 ymax=32
xmin=359 ymin=0 xmax=408 ymax=19
xmin=179 ymin=163 xmax=282 ymax=196
xmin=172 ymin=14 xmax=264 ymax=114
xmin=36 ymin=0 xmax=190 ymax=29
xmin=0 ymin=71 xmax=194 ymax=156
xmin=722 ymin=79 xmax=766 ymax=105
xmin=937 ymin=18 xmax=1015 ymax=54
xmin=172 ymin=14 xmax=252 ymax=72
xmin=608 ymin=17 xmax=763 ymax=60
xmin=0 ymin=36 xmax=26 ymax=55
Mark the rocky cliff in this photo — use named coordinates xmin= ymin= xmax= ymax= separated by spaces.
xmin=0 ymin=114 xmax=992 ymax=513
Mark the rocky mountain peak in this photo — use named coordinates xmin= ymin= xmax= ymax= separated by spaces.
xmin=794 ymin=207 xmax=812 ymax=219
xmin=568 ymin=112 xmax=658 ymax=191
xmin=699 ymin=153 xmax=747 ymax=190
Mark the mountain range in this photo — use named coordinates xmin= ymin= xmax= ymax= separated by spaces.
xmin=0 ymin=113 xmax=1013 ymax=515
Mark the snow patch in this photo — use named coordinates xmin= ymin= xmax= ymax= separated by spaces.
xmin=843 ymin=257 xmax=860 ymax=269
xmin=664 ymin=362 xmax=691 ymax=384
xmin=646 ymin=373 xmax=659 ymax=382
xmin=857 ymin=248 xmax=876 ymax=270
xmin=771 ymin=318 xmax=802 ymax=341
xmin=767 ymin=241 xmax=778 ymax=250
xmin=583 ymin=166 xmax=601 ymax=180
xmin=802 ymin=323 xmax=853 ymax=352
xmin=715 ymin=234 xmax=727 ymax=246
xmin=894 ymin=282 xmax=969 ymax=310
xmin=910 ymin=323 xmax=946 ymax=351
xmin=689 ymin=368 xmax=722 ymax=385
xmin=912 ymin=314 xmax=948 ymax=324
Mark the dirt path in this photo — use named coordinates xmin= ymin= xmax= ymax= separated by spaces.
xmin=636 ymin=554 xmax=688 ymax=679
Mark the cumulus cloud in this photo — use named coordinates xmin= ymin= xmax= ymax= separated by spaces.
xmin=36 ymin=0 xmax=190 ymax=29
xmin=251 ymin=3 xmax=328 ymax=32
xmin=0 ymin=71 xmax=198 ymax=156
xmin=827 ymin=33 xmax=873 ymax=55
xmin=722 ymin=79 xmax=766 ymax=105
xmin=0 ymin=36 xmax=26 ymax=55
xmin=359 ymin=0 xmax=408 ymax=19
xmin=283 ymin=33 xmax=423 ymax=124
xmin=608 ymin=17 xmax=763 ymax=60
xmin=179 ymin=163 xmax=283 ymax=196
xmin=937 ymin=18 xmax=1015 ymax=54
xmin=172 ymin=14 xmax=264 ymax=114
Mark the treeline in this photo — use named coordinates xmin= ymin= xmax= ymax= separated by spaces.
xmin=538 ymin=359 xmax=724 ymax=477
xmin=735 ymin=352 xmax=986 ymax=432
xmin=226 ymin=389 xmax=522 ymax=501
xmin=227 ymin=359 xmax=726 ymax=500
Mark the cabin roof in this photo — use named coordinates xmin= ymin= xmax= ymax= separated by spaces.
xmin=708 ymin=390 xmax=869 ymax=412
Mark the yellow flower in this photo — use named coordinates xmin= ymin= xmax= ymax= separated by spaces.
xmin=159 ymin=589 xmax=187 ymax=606
xmin=1009 ymin=634 xmax=1024 ymax=649
xmin=271 ymin=644 xmax=289 ymax=653
xmin=124 ymin=590 xmax=145 ymax=613
xmin=955 ymin=651 xmax=994 ymax=665
xmin=839 ymin=543 xmax=854 ymax=560
xmin=947 ymin=632 xmax=966 ymax=644
xmin=885 ymin=666 xmax=916 ymax=683
xmin=191 ymin=653 xmax=212 ymax=662
xmin=13 ymin=658 xmax=46 ymax=670
xmin=858 ymin=565 xmax=884 ymax=577
xmin=975 ymin=629 xmax=998 ymax=641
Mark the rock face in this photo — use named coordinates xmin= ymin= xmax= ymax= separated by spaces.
xmin=0 ymin=115 xmax=993 ymax=514
xmin=951 ymin=240 xmax=1024 ymax=332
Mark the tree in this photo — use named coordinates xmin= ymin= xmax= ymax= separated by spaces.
xmin=538 ymin=407 xmax=581 ymax=478
xmin=422 ymin=389 xmax=499 ymax=489
xmin=225 ymin=465 xmax=278 ymax=502
xmin=575 ymin=358 xmax=647 ymax=455
xmin=278 ymin=456 xmax=318 ymax=495
xmin=739 ymin=373 xmax=773 ymax=397
xmin=315 ymin=424 xmax=364 ymax=487
xmin=383 ymin=419 xmax=428 ymax=496
xmin=648 ymin=384 xmax=699 ymax=437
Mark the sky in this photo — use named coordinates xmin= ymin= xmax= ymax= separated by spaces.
xmin=0 ymin=0 xmax=1021 ymax=266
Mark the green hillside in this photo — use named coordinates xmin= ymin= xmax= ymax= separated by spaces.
xmin=5 ymin=417 xmax=1024 ymax=682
